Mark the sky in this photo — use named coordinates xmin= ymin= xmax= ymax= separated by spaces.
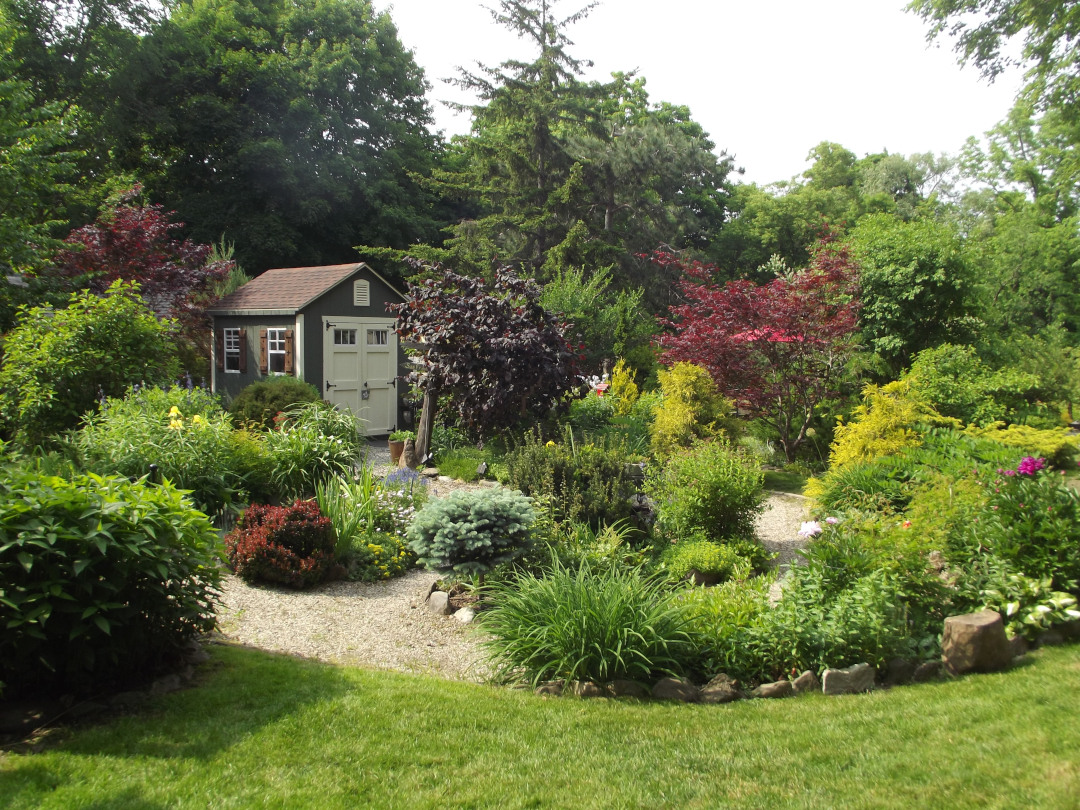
xmin=374 ymin=0 xmax=1027 ymax=186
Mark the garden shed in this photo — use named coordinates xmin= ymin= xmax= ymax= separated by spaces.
xmin=207 ymin=262 xmax=408 ymax=435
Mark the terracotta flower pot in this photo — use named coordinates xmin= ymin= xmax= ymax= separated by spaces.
xmin=388 ymin=439 xmax=405 ymax=464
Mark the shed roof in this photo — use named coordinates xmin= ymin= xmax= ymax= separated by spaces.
xmin=207 ymin=262 xmax=401 ymax=315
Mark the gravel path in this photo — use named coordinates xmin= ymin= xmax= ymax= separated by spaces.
xmin=215 ymin=447 xmax=811 ymax=681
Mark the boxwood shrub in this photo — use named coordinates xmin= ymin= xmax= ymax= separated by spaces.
xmin=0 ymin=470 xmax=222 ymax=699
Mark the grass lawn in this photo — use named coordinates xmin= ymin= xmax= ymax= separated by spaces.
xmin=762 ymin=469 xmax=809 ymax=495
xmin=2 ymin=643 xmax=1078 ymax=809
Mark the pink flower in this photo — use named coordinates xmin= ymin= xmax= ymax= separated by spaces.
xmin=825 ymin=516 xmax=839 ymax=525
xmin=798 ymin=521 xmax=823 ymax=538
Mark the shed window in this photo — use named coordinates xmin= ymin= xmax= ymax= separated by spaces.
xmin=334 ymin=328 xmax=356 ymax=346
xmin=259 ymin=328 xmax=294 ymax=375
xmin=224 ymin=328 xmax=241 ymax=372
xmin=367 ymin=328 xmax=388 ymax=346
xmin=353 ymin=280 xmax=370 ymax=307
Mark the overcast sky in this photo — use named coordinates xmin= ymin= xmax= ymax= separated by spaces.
xmin=375 ymin=0 xmax=1027 ymax=186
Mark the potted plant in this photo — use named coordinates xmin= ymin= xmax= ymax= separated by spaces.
xmin=388 ymin=429 xmax=416 ymax=464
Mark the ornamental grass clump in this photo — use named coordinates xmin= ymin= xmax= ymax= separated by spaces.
xmin=481 ymin=557 xmax=694 ymax=686
xmin=406 ymin=487 xmax=535 ymax=581
xmin=263 ymin=402 xmax=365 ymax=499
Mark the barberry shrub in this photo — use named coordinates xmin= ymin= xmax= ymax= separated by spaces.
xmin=407 ymin=487 xmax=535 ymax=580
xmin=225 ymin=500 xmax=336 ymax=589
xmin=0 ymin=470 xmax=221 ymax=699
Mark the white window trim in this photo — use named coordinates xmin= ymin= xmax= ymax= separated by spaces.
xmin=224 ymin=327 xmax=241 ymax=373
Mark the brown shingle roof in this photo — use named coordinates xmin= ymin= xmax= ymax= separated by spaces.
xmin=208 ymin=263 xmax=363 ymax=313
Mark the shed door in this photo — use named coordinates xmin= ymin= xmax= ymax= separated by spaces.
xmin=322 ymin=316 xmax=397 ymax=434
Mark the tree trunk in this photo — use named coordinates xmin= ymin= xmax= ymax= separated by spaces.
xmin=414 ymin=387 xmax=438 ymax=463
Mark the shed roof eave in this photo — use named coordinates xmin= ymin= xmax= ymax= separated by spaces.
xmin=207 ymin=308 xmax=299 ymax=317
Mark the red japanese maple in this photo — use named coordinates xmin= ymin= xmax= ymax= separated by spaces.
xmin=656 ymin=236 xmax=860 ymax=462
xmin=52 ymin=187 xmax=232 ymax=332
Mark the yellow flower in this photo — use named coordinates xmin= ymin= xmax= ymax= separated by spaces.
xmin=168 ymin=419 xmax=183 ymax=431
xmin=168 ymin=406 xmax=182 ymax=417
xmin=191 ymin=414 xmax=205 ymax=426
xmin=545 ymin=440 xmax=556 ymax=448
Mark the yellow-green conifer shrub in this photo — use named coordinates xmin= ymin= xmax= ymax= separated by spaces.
xmin=828 ymin=380 xmax=956 ymax=469
xmin=608 ymin=358 xmax=639 ymax=417
xmin=649 ymin=362 xmax=736 ymax=458
xmin=963 ymin=423 xmax=1080 ymax=468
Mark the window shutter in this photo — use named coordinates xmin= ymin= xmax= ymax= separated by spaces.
xmin=284 ymin=329 xmax=294 ymax=374
xmin=238 ymin=328 xmax=248 ymax=372
xmin=215 ymin=330 xmax=224 ymax=371
xmin=259 ymin=329 xmax=268 ymax=374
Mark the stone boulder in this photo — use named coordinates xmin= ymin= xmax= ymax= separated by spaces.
xmin=752 ymin=680 xmax=793 ymax=699
xmin=426 ymin=590 xmax=452 ymax=616
xmin=941 ymin=610 xmax=1011 ymax=676
xmin=822 ymin=663 xmax=875 ymax=695
xmin=568 ymin=680 xmax=605 ymax=698
xmin=651 ymin=677 xmax=700 ymax=703
xmin=608 ymin=680 xmax=651 ymax=699
xmin=534 ymin=681 xmax=563 ymax=697
xmin=700 ymin=673 xmax=743 ymax=704
xmin=791 ymin=670 xmax=820 ymax=695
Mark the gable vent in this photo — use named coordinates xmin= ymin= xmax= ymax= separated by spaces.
xmin=353 ymin=279 xmax=370 ymax=307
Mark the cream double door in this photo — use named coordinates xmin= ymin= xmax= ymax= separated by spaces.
xmin=322 ymin=317 xmax=398 ymax=434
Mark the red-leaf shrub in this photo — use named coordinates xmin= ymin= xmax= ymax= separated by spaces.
xmin=225 ymin=500 xmax=336 ymax=589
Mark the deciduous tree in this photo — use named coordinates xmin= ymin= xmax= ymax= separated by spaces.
xmin=657 ymin=236 xmax=860 ymax=462
xmin=389 ymin=262 xmax=580 ymax=457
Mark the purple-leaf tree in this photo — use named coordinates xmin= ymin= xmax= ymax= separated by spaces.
xmin=389 ymin=261 xmax=580 ymax=458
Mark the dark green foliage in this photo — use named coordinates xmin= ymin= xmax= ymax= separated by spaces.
xmin=262 ymin=402 xmax=365 ymax=500
xmin=224 ymin=500 xmax=336 ymax=589
xmin=0 ymin=469 xmax=221 ymax=698
xmin=481 ymin=557 xmax=694 ymax=686
xmin=0 ymin=281 xmax=180 ymax=446
xmin=974 ymin=463 xmax=1080 ymax=589
xmin=229 ymin=377 xmax=321 ymax=430
xmin=503 ymin=431 xmax=636 ymax=527
xmin=406 ymin=487 xmax=535 ymax=579
xmin=644 ymin=439 xmax=764 ymax=543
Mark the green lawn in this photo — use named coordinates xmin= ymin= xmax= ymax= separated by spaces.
xmin=2 ymin=643 xmax=1078 ymax=809
xmin=762 ymin=469 xmax=809 ymax=495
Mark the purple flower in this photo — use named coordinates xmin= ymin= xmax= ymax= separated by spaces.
xmin=1016 ymin=456 xmax=1045 ymax=476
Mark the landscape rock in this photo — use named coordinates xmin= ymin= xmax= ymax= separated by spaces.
xmin=942 ymin=610 xmax=1011 ymax=675
xmin=912 ymin=660 xmax=942 ymax=683
xmin=700 ymin=673 xmax=743 ymax=704
xmin=652 ymin=677 xmax=701 ymax=703
xmin=883 ymin=658 xmax=917 ymax=687
xmin=1036 ymin=629 xmax=1065 ymax=647
xmin=608 ymin=680 xmax=651 ymax=699
xmin=791 ymin=670 xmax=820 ymax=695
xmin=534 ymin=681 xmax=564 ymax=697
xmin=452 ymin=607 xmax=476 ymax=624
xmin=752 ymin=680 xmax=793 ymax=699
xmin=421 ymin=467 xmax=440 ymax=478
xmin=150 ymin=674 xmax=182 ymax=695
xmin=1008 ymin=635 xmax=1029 ymax=659
xmin=822 ymin=663 xmax=875 ymax=695
xmin=568 ymin=680 xmax=605 ymax=698
xmin=426 ymin=590 xmax=452 ymax=616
